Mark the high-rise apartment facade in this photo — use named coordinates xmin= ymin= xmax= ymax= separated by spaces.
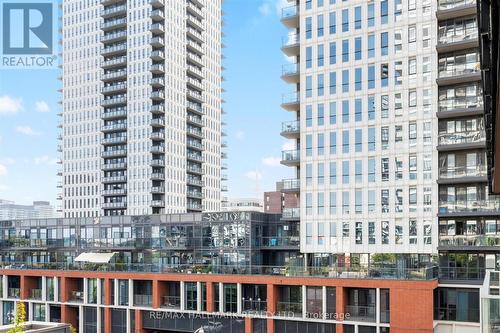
xmin=281 ymin=0 xmax=438 ymax=257
xmin=59 ymin=0 xmax=226 ymax=218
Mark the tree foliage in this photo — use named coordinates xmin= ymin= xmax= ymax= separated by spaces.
xmin=8 ymin=302 xmax=26 ymax=333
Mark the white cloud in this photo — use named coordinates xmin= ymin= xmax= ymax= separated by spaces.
xmin=262 ymin=156 xmax=281 ymax=167
xmin=258 ymin=3 xmax=272 ymax=16
xmin=245 ymin=170 xmax=263 ymax=181
xmin=282 ymin=141 xmax=296 ymax=151
xmin=0 ymin=164 xmax=7 ymax=177
xmin=35 ymin=100 xmax=50 ymax=113
xmin=259 ymin=0 xmax=287 ymax=16
xmin=16 ymin=126 xmax=41 ymax=136
xmin=33 ymin=155 xmax=58 ymax=166
xmin=236 ymin=130 xmax=245 ymax=140
xmin=0 ymin=158 xmax=15 ymax=165
xmin=0 ymin=95 xmax=22 ymax=115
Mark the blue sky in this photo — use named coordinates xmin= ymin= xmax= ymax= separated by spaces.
xmin=0 ymin=0 xmax=293 ymax=205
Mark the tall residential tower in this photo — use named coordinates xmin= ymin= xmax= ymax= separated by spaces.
xmin=281 ymin=0 xmax=438 ymax=261
xmin=59 ymin=0 xmax=226 ymax=217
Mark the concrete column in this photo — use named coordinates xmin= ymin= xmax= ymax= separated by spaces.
xmin=128 ymin=279 xmax=134 ymax=307
xmin=126 ymin=309 xmax=131 ymax=333
xmin=302 ymin=285 xmax=307 ymax=319
xmin=322 ymin=286 xmax=327 ymax=320
xmin=218 ymin=283 xmax=224 ymax=312
xmin=237 ymin=283 xmax=242 ymax=314
xmin=28 ymin=302 xmax=33 ymax=321
xmin=83 ymin=278 xmax=89 ymax=304
xmin=78 ymin=305 xmax=84 ymax=333
xmin=41 ymin=276 xmax=47 ymax=302
xmin=2 ymin=275 xmax=7 ymax=299
xmin=180 ymin=281 xmax=185 ymax=311
xmin=96 ymin=307 xmax=101 ymax=333
xmin=97 ymin=278 xmax=102 ymax=305
xmin=45 ymin=303 xmax=50 ymax=323
xmin=152 ymin=280 xmax=160 ymax=308
xmin=0 ymin=301 xmax=3 ymax=325
xmin=53 ymin=277 xmax=59 ymax=302
xmin=114 ymin=279 xmax=119 ymax=306
xmin=196 ymin=281 xmax=201 ymax=312
xmin=376 ymin=288 xmax=380 ymax=325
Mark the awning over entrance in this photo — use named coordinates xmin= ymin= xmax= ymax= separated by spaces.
xmin=74 ymin=252 xmax=116 ymax=264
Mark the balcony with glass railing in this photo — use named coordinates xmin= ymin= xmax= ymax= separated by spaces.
xmin=281 ymin=63 xmax=300 ymax=83
xmin=281 ymin=149 xmax=300 ymax=165
xmin=439 ymin=199 xmax=500 ymax=214
xmin=281 ymin=5 xmax=299 ymax=27
xmin=438 ymin=130 xmax=485 ymax=147
xmin=438 ymin=27 xmax=478 ymax=48
xmin=282 ymin=207 xmax=300 ymax=220
xmin=438 ymin=95 xmax=483 ymax=113
xmin=437 ymin=0 xmax=477 ymax=18
xmin=281 ymin=92 xmax=300 ymax=111
xmin=277 ymin=301 xmax=302 ymax=318
xmin=282 ymin=178 xmax=300 ymax=192
xmin=281 ymin=33 xmax=300 ymax=56
xmin=345 ymin=305 xmax=377 ymax=322
xmin=438 ymin=53 xmax=480 ymax=84
xmin=439 ymin=165 xmax=487 ymax=180
xmin=280 ymin=120 xmax=300 ymax=138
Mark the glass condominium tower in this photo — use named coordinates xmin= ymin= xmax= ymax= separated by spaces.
xmin=281 ymin=0 xmax=439 ymax=259
xmin=59 ymin=0 xmax=226 ymax=217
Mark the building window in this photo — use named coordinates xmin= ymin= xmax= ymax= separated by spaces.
xmin=368 ymin=95 xmax=375 ymax=120
xmin=306 ymin=17 xmax=312 ymax=39
xmin=329 ymin=102 xmax=336 ymax=124
xmin=342 ymin=39 xmax=349 ymax=62
xmin=329 ymin=42 xmax=336 ymax=64
xmin=355 ymin=129 xmax=362 ymax=152
xmin=329 ymin=72 xmax=337 ymax=94
xmin=329 ymin=161 xmax=337 ymax=184
xmin=368 ymin=191 xmax=375 ymax=213
xmin=329 ymin=12 xmax=336 ymax=34
xmin=306 ymin=134 xmax=312 ymax=157
xmin=317 ymin=14 xmax=324 ymax=37
xmin=317 ymin=44 xmax=324 ymax=67
xmin=342 ymin=70 xmax=349 ymax=93
xmin=381 ymin=0 xmax=388 ymax=24
xmin=355 ymin=37 xmax=362 ymax=60
xmin=368 ymin=127 xmax=376 ymax=151
xmin=367 ymin=3 xmax=375 ymax=27
xmin=306 ymin=75 xmax=312 ymax=97
xmin=368 ymin=65 xmax=375 ymax=89
xmin=355 ymin=160 xmax=362 ymax=183
xmin=342 ymin=131 xmax=349 ymax=154
xmin=330 ymin=132 xmax=337 ymax=154
xmin=329 ymin=192 xmax=336 ymax=214
xmin=342 ymin=100 xmax=349 ymax=123
xmin=318 ymin=104 xmax=324 ymax=126
xmin=355 ymin=68 xmax=362 ymax=91
xmin=342 ymin=160 xmax=349 ymax=184
xmin=381 ymin=32 xmax=389 ymax=56
xmin=341 ymin=9 xmax=349 ymax=32
xmin=368 ymin=34 xmax=375 ymax=58
xmin=318 ymin=134 xmax=324 ymax=155
xmin=355 ymin=221 xmax=362 ymax=244
xmin=368 ymin=158 xmax=375 ymax=182
xmin=318 ymin=163 xmax=325 ymax=185
xmin=318 ymin=74 xmax=324 ymax=96
xmin=306 ymin=105 xmax=312 ymax=127
xmin=306 ymin=46 xmax=312 ymax=68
